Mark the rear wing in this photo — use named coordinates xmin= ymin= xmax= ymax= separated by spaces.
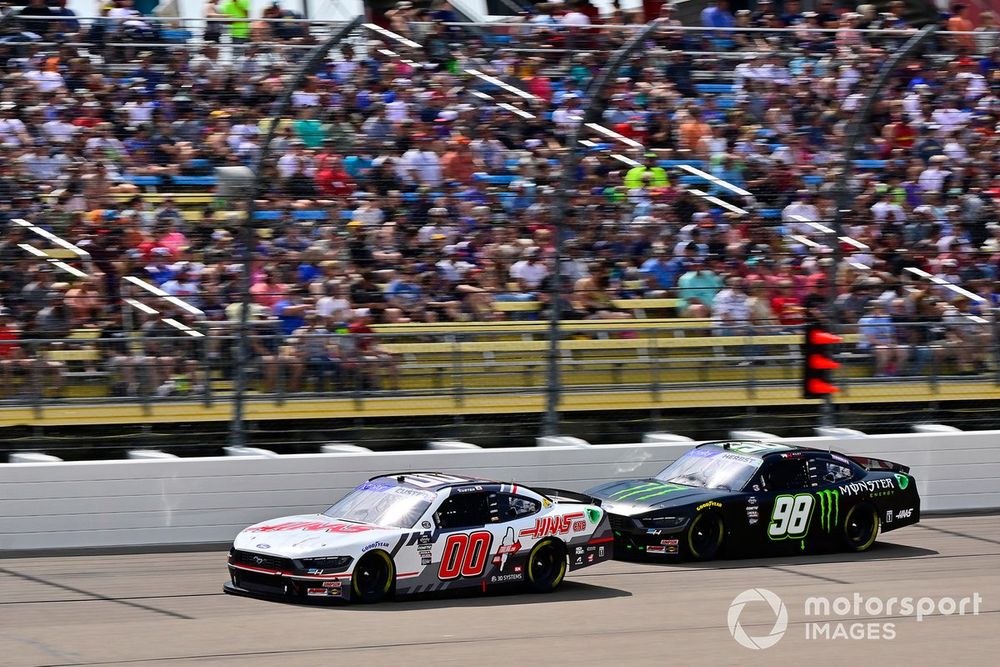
xmin=848 ymin=455 xmax=910 ymax=475
xmin=533 ymin=487 xmax=601 ymax=506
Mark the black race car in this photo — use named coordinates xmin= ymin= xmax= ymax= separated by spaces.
xmin=586 ymin=440 xmax=920 ymax=561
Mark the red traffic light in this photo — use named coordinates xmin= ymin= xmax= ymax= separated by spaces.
xmin=807 ymin=354 xmax=841 ymax=371
xmin=807 ymin=329 xmax=843 ymax=346
xmin=806 ymin=378 xmax=840 ymax=395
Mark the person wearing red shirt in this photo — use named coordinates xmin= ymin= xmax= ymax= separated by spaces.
xmin=440 ymin=138 xmax=476 ymax=185
xmin=0 ymin=308 xmax=28 ymax=391
xmin=314 ymin=148 xmax=355 ymax=198
xmin=883 ymin=112 xmax=916 ymax=150
xmin=770 ymin=279 xmax=805 ymax=327
xmin=72 ymin=102 xmax=103 ymax=129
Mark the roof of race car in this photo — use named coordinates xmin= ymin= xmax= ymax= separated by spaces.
xmin=368 ymin=472 xmax=499 ymax=491
xmin=695 ymin=440 xmax=804 ymax=457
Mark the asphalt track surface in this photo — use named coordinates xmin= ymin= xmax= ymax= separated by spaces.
xmin=1 ymin=515 xmax=998 ymax=667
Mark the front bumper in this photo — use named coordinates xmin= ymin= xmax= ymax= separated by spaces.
xmin=225 ymin=563 xmax=351 ymax=602
xmin=609 ymin=514 xmax=687 ymax=559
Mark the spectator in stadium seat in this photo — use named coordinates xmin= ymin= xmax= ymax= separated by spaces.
xmin=220 ymin=0 xmax=251 ymax=43
xmin=572 ymin=262 xmax=631 ymax=320
xmin=0 ymin=307 xmax=28 ymax=394
xmin=253 ymin=309 xmax=300 ymax=393
xmin=858 ymin=301 xmax=909 ymax=376
xmin=676 ymin=257 xmax=722 ymax=317
xmin=713 ymin=276 xmax=752 ymax=332
xmin=947 ymin=3 xmax=976 ymax=52
xmin=346 ymin=308 xmax=398 ymax=390
xmin=291 ymin=314 xmax=339 ymax=392
xmin=625 ymin=153 xmax=668 ymax=191
xmin=701 ymin=0 xmax=735 ymax=28
xmin=64 ymin=278 xmax=105 ymax=325
xmin=509 ymin=247 xmax=549 ymax=294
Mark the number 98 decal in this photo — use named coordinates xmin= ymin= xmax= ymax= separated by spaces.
xmin=438 ymin=531 xmax=493 ymax=580
xmin=768 ymin=494 xmax=814 ymax=540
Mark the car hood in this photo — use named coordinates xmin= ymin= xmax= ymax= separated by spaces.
xmin=587 ymin=479 xmax=730 ymax=516
xmin=233 ymin=514 xmax=402 ymax=558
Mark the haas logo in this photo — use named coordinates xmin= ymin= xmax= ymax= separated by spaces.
xmin=519 ymin=512 xmax=585 ymax=539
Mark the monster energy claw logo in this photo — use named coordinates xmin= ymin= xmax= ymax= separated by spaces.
xmin=609 ymin=482 xmax=687 ymax=502
xmin=894 ymin=473 xmax=909 ymax=490
xmin=816 ymin=489 xmax=840 ymax=533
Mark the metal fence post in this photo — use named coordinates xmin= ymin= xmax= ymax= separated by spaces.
xmin=230 ymin=17 xmax=363 ymax=447
xmin=545 ymin=18 xmax=666 ymax=437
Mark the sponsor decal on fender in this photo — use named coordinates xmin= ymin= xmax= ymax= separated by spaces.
xmin=362 ymin=541 xmax=391 ymax=552
xmin=493 ymin=527 xmax=521 ymax=571
xmin=519 ymin=512 xmax=585 ymax=539
xmin=697 ymin=501 xmax=723 ymax=511
xmin=838 ymin=478 xmax=895 ymax=497
xmin=248 ymin=521 xmax=375 ymax=534
xmin=490 ymin=573 xmax=524 ymax=584
xmin=895 ymin=508 xmax=914 ymax=520
xmin=647 ymin=545 xmax=667 ymax=553
xmin=816 ymin=489 xmax=840 ymax=533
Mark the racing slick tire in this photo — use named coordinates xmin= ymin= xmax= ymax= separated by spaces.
xmin=842 ymin=503 xmax=880 ymax=553
xmin=351 ymin=550 xmax=396 ymax=604
xmin=525 ymin=539 xmax=567 ymax=594
xmin=685 ymin=512 xmax=725 ymax=561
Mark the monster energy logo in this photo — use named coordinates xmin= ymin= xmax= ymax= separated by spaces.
xmin=816 ymin=489 xmax=840 ymax=533
xmin=608 ymin=482 xmax=687 ymax=502
xmin=894 ymin=473 xmax=909 ymax=490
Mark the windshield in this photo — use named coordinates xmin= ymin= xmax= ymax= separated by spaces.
xmin=655 ymin=448 xmax=762 ymax=491
xmin=323 ymin=483 xmax=434 ymax=529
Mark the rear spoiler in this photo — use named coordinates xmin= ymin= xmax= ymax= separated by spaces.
xmin=533 ymin=487 xmax=601 ymax=506
xmin=848 ymin=455 xmax=910 ymax=475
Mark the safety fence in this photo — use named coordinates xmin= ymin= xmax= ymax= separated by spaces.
xmin=2 ymin=319 xmax=998 ymax=407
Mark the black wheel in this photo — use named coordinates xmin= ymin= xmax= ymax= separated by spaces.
xmin=843 ymin=504 xmax=879 ymax=552
xmin=525 ymin=539 xmax=567 ymax=593
xmin=686 ymin=512 xmax=724 ymax=561
xmin=351 ymin=550 xmax=395 ymax=603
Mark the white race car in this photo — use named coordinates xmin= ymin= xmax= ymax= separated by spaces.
xmin=224 ymin=472 xmax=614 ymax=603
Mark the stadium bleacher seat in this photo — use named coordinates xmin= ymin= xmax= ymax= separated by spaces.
xmin=127 ymin=176 xmax=162 ymax=187
xmin=852 ymin=160 xmax=887 ymax=169
xmin=172 ymin=175 xmax=218 ymax=187
xmin=694 ymin=83 xmax=735 ymax=94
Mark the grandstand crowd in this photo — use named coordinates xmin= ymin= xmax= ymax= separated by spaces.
xmin=2 ymin=1 xmax=1000 ymax=394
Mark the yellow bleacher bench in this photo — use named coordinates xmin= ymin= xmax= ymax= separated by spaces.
xmin=68 ymin=329 xmax=103 ymax=340
xmin=611 ymin=298 xmax=679 ymax=310
xmin=493 ymin=301 xmax=542 ymax=312
xmin=42 ymin=349 xmax=102 ymax=363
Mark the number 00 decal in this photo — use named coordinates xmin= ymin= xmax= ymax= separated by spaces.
xmin=438 ymin=531 xmax=494 ymax=580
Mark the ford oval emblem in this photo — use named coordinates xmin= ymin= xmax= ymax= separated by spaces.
xmin=256 ymin=544 xmax=270 ymax=549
